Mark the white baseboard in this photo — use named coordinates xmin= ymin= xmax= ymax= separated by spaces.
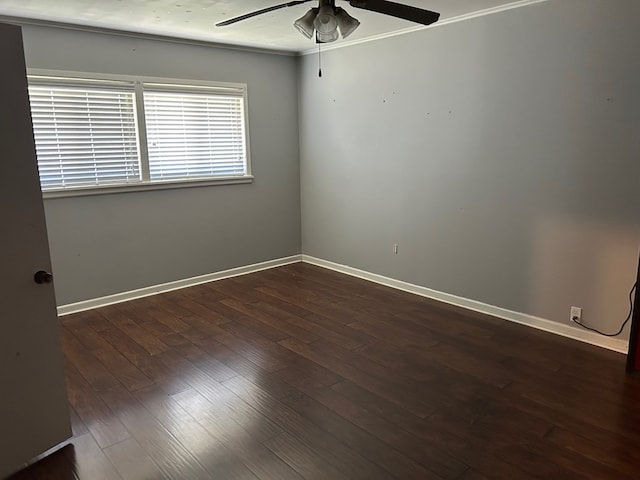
xmin=301 ymin=255 xmax=628 ymax=354
xmin=57 ymin=255 xmax=303 ymax=316
xmin=58 ymin=252 xmax=629 ymax=354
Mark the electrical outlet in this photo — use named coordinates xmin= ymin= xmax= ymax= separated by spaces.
xmin=393 ymin=244 xmax=398 ymax=254
xmin=570 ymin=306 xmax=582 ymax=323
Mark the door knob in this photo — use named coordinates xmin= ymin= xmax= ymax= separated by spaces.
xmin=34 ymin=270 xmax=53 ymax=284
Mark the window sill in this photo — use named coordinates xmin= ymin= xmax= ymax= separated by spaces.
xmin=42 ymin=175 xmax=254 ymax=199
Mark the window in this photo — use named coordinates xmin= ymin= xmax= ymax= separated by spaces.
xmin=28 ymin=80 xmax=140 ymax=189
xmin=27 ymin=72 xmax=251 ymax=196
xmin=144 ymin=86 xmax=247 ymax=180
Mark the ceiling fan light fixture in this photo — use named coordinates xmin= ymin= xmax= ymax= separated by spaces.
xmin=293 ymin=8 xmax=318 ymax=39
xmin=335 ymin=7 xmax=360 ymax=39
xmin=313 ymin=1 xmax=338 ymax=36
xmin=316 ymin=29 xmax=340 ymax=43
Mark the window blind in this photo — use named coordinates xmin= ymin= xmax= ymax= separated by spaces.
xmin=28 ymin=83 xmax=140 ymax=190
xmin=143 ymin=89 xmax=247 ymax=180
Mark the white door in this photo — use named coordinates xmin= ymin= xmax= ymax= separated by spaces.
xmin=0 ymin=23 xmax=72 ymax=478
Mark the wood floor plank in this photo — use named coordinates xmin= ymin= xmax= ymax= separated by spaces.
xmin=190 ymin=320 xmax=290 ymax=373
xmin=279 ymin=337 xmax=438 ymax=418
xmin=457 ymin=469 xmax=490 ymax=480
xmin=263 ymin=432 xmax=350 ymax=480
xmin=151 ymin=294 xmax=198 ymax=319
xmin=190 ymin=334 xmax=281 ymax=383
xmin=101 ymin=306 xmax=168 ymax=355
xmin=134 ymin=385 xmax=261 ymax=480
xmin=308 ymin=384 xmax=466 ymax=479
xmin=140 ymin=319 xmax=176 ymax=339
xmin=221 ymin=297 xmax=319 ymax=344
xmin=442 ymin=369 xmax=640 ymax=460
xmin=280 ymin=391 xmax=442 ymax=480
xmin=173 ymin=388 xmax=303 ymax=480
xmin=227 ymin=277 xmax=319 ymax=318
xmin=65 ymin=433 xmax=123 ymax=480
xmin=131 ymin=300 xmax=191 ymax=333
xmin=222 ymin=375 xmax=391 ymax=480
xmin=268 ymin=359 xmax=343 ymax=392
xmin=63 ymin=362 xmax=131 ymax=449
xmin=177 ymin=365 xmax=284 ymax=444
xmin=60 ymin=326 xmax=122 ymax=393
xmin=98 ymin=384 xmax=212 ymax=480
xmin=64 ymin=318 xmax=153 ymax=393
xmin=219 ymin=321 xmax=299 ymax=365
xmin=103 ymin=437 xmax=166 ymax=480
xmin=172 ymin=298 xmax=232 ymax=326
xmin=545 ymin=426 xmax=640 ymax=477
xmin=329 ymin=379 xmax=482 ymax=473
xmin=504 ymin=378 xmax=640 ymax=441
xmin=62 ymin=309 xmax=111 ymax=332
xmin=97 ymin=327 xmax=172 ymax=381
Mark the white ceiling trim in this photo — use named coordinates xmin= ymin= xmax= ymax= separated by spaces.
xmin=300 ymin=0 xmax=550 ymax=56
xmin=0 ymin=15 xmax=297 ymax=57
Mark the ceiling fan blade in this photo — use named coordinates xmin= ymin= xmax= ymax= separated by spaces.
xmin=348 ymin=0 xmax=440 ymax=25
xmin=216 ymin=0 xmax=314 ymax=27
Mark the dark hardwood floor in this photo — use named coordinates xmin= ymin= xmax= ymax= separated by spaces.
xmin=9 ymin=263 xmax=640 ymax=479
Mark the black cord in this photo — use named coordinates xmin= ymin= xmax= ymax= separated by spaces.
xmin=572 ymin=282 xmax=637 ymax=337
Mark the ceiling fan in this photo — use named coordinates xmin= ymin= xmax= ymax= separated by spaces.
xmin=216 ymin=0 xmax=440 ymax=44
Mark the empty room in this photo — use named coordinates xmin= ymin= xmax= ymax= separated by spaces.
xmin=1 ymin=0 xmax=639 ymax=479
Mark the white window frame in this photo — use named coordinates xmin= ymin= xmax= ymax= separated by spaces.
xmin=27 ymin=69 xmax=253 ymax=198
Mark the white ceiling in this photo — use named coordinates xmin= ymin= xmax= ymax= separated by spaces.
xmin=0 ymin=0 xmax=534 ymax=53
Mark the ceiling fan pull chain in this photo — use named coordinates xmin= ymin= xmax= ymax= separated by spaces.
xmin=318 ymin=43 xmax=322 ymax=78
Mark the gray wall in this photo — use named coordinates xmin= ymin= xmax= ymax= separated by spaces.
xmin=299 ymin=0 xmax=640 ymax=338
xmin=21 ymin=25 xmax=301 ymax=305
